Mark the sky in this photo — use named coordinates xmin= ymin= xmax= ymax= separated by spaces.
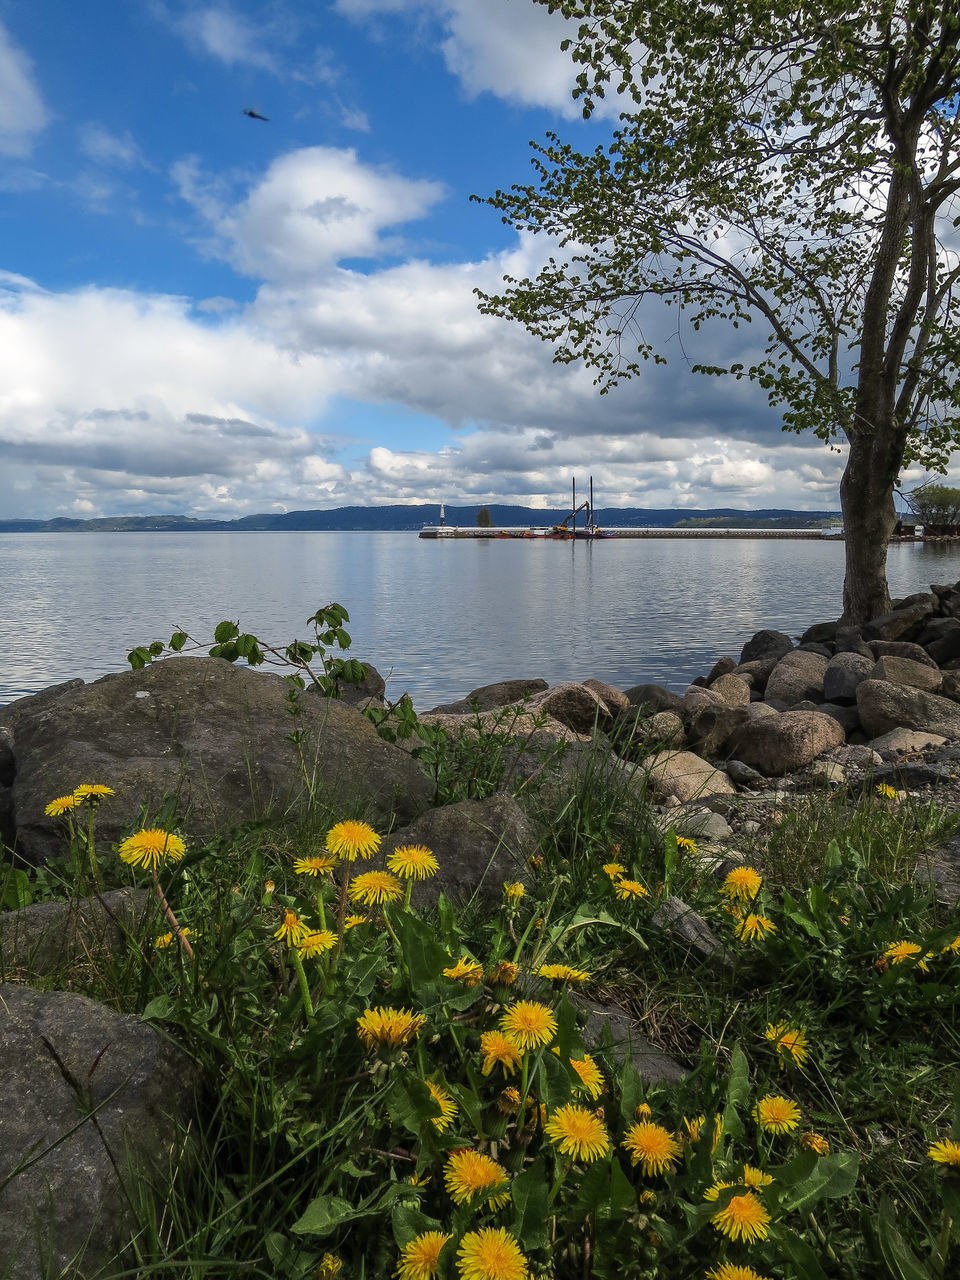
xmin=0 ymin=0 xmax=909 ymax=519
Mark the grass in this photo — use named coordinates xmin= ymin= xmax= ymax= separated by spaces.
xmin=2 ymin=736 xmax=960 ymax=1280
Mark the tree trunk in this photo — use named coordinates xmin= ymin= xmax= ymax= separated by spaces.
xmin=839 ymin=429 xmax=898 ymax=625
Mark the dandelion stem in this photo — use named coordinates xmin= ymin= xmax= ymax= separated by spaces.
xmin=290 ymin=945 xmax=316 ymax=1026
xmin=150 ymin=869 xmax=194 ymax=960
xmin=86 ymin=810 xmax=103 ymax=893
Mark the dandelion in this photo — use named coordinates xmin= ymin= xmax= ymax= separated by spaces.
xmin=738 ymin=912 xmax=777 ymax=941
xmin=941 ymin=934 xmax=960 ymax=955
xmin=343 ymin=914 xmax=368 ymax=930
xmin=387 ymin=844 xmax=439 ymax=879
xmin=675 ymin=834 xmax=697 ymax=852
xmin=155 ymin=928 xmax=192 ymax=948
xmin=801 ymin=1131 xmax=831 ymax=1156
xmin=499 ymin=1000 xmax=557 ymax=1052
xmin=928 ymin=1138 xmax=960 ymax=1166
xmin=348 ymin=870 xmax=404 ymax=905
xmin=569 ymin=1053 xmax=604 ymax=1099
xmin=444 ymin=1149 xmax=509 ymax=1208
xmin=504 ymin=881 xmax=525 ymax=903
xmin=721 ymin=865 xmax=763 ymax=900
xmin=764 ymin=1021 xmax=809 ymax=1067
xmin=73 ymin=784 xmax=115 ymax=801
xmin=456 ymin=1228 xmax=528 ymax=1280
xmin=535 ymin=962 xmax=591 ymax=982
xmin=443 ymin=956 xmax=484 ymax=986
xmin=544 ymin=1103 xmax=610 ymax=1162
xmin=396 ymin=1231 xmax=452 ymax=1280
xmin=876 ymin=782 xmax=899 ymax=799
xmin=710 ymin=1190 xmax=771 ymax=1244
xmin=614 ymin=878 xmax=649 ymax=900
xmin=703 ymin=1179 xmax=736 ymax=1201
xmin=118 ymin=827 xmax=187 ymax=871
xmin=602 ymin=862 xmax=626 ymax=880
xmin=742 ymin=1165 xmax=773 ymax=1190
xmin=298 ymin=928 xmax=337 ymax=958
xmin=497 ymin=1086 xmax=522 ymax=1113
xmin=622 ymin=1121 xmax=682 ymax=1175
xmin=319 ymin=1255 xmax=343 ymax=1279
xmin=357 ymin=1006 xmax=425 ymax=1049
xmin=753 ymin=1094 xmax=801 ymax=1134
xmin=274 ymin=908 xmax=307 ymax=947
xmin=635 ymin=1102 xmax=653 ymax=1119
xmin=488 ymin=960 xmax=519 ymax=985
xmin=45 ymin=794 xmax=81 ymax=816
xmin=325 ymin=819 xmax=380 ymax=862
xmin=480 ymin=1030 xmax=522 ymax=1076
xmin=425 ymin=1080 xmax=458 ymax=1132
xmin=293 ymin=854 xmax=337 ymax=876
xmin=706 ymin=1264 xmax=774 ymax=1280
xmin=682 ymin=1113 xmax=723 ymax=1149
xmin=884 ymin=939 xmax=930 ymax=970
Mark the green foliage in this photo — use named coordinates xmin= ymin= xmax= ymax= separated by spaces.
xmin=903 ymin=482 xmax=960 ymax=528
xmin=476 ymin=506 xmax=493 ymax=528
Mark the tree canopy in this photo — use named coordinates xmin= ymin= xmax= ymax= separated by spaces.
xmin=476 ymin=0 xmax=960 ymax=622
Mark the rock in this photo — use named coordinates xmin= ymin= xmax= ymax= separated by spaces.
xmin=0 ymin=888 xmax=152 ymax=975
xmin=739 ymin=630 xmax=794 ymax=664
xmin=379 ymin=794 xmax=539 ymax=906
xmin=3 ymin=658 xmax=434 ymax=867
xmin=625 ymin=684 xmax=684 ymax=713
xmin=872 ymin=761 xmax=956 ymax=787
xmin=799 ymin=620 xmax=839 ymax=645
xmin=681 ymin=686 xmax=725 ymax=713
xmin=831 ymin=744 xmax=883 ymax=768
xmin=428 ymin=678 xmax=549 ymax=715
xmin=0 ymin=985 xmax=199 ymax=1280
xmin=572 ymin=997 xmax=687 ymax=1083
xmin=818 ymin=702 xmax=862 ymax=734
xmin=941 ymin=672 xmax=960 ymax=703
xmin=733 ymin=657 xmax=779 ymax=693
xmin=856 ymin=679 xmax=960 ymax=739
xmin=823 ymin=652 xmax=875 ymax=703
xmin=867 ymin=728 xmax=949 ymax=755
xmin=862 ymin=597 xmax=937 ymax=642
xmin=526 ymin=683 xmax=613 ymax=735
xmin=335 ymin=662 xmax=386 ymax=709
xmin=581 ymin=678 xmax=632 ymax=716
xmin=744 ymin=701 xmax=780 ymax=721
xmin=796 ymin=642 xmax=832 ymax=658
xmin=871 ymin=655 xmax=942 ymax=694
xmin=920 ymin=619 xmax=960 ymax=667
xmin=764 ymin=650 xmax=829 ymax=706
xmin=606 ymin=706 xmax=648 ymax=757
xmin=684 ymin=704 xmax=750 ymax=758
xmin=639 ymin=751 xmax=736 ymax=802
xmin=726 ymin=759 xmax=764 ymax=787
xmin=727 ymin=711 xmax=845 ymax=776
xmin=916 ymin=835 xmax=960 ymax=906
xmin=810 ymin=760 xmax=846 ymax=786
xmin=710 ymin=673 xmax=751 ymax=707
xmin=650 ymin=895 xmax=731 ymax=966
xmin=706 ymin=656 xmax=737 ymax=684
xmin=868 ymin=640 xmax=939 ymax=669
xmin=673 ymin=806 xmax=733 ymax=842
xmin=644 ymin=711 xmax=686 ymax=749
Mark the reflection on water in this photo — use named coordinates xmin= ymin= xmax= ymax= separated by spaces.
xmin=2 ymin=533 xmax=959 ymax=709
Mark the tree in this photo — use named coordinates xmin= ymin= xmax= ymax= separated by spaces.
xmin=477 ymin=506 xmax=493 ymax=527
xmin=476 ymin=0 xmax=960 ymax=623
xmin=903 ymin=480 xmax=960 ymax=525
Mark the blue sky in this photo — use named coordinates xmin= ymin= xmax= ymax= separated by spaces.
xmin=0 ymin=0 xmax=862 ymax=519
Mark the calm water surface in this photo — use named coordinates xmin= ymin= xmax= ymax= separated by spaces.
xmin=4 ymin=532 xmax=960 ymax=709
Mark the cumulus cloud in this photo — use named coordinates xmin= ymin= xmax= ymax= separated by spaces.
xmin=176 ymin=5 xmax=280 ymax=71
xmin=0 ymin=21 xmax=47 ymax=156
xmin=77 ymin=125 xmax=144 ymax=168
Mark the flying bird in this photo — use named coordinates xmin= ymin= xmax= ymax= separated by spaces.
xmin=242 ymin=107 xmax=270 ymax=121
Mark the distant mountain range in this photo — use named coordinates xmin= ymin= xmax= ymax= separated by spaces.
xmin=0 ymin=504 xmax=841 ymax=533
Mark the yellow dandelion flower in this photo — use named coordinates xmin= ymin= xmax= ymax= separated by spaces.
xmin=499 ymin=1000 xmax=557 ymax=1052
xmin=876 ymin=782 xmax=898 ymax=799
xmin=443 ymin=956 xmax=484 ymax=986
xmin=425 ymin=1080 xmax=458 ymax=1132
xmin=488 ymin=960 xmax=519 ymax=986
xmin=721 ymin=865 xmax=763 ymax=900
xmin=738 ymin=912 xmax=777 ymax=941
xmin=45 ymin=793 xmax=81 ymax=816
xmin=602 ymin=862 xmax=626 ymax=880
xmin=343 ymin=914 xmax=368 ymax=929
xmin=682 ymin=1112 xmax=724 ymax=1149
xmin=292 ymin=854 xmax=336 ymax=876
xmin=622 ymin=1121 xmax=682 ymax=1175
xmin=569 ymin=1053 xmax=604 ymax=1099
xmin=396 ymin=1230 xmax=452 ymax=1280
xmin=325 ymin=818 xmax=380 ymax=861
xmin=444 ymin=1149 xmax=509 ymax=1207
xmin=535 ymin=962 xmax=591 ymax=982
xmin=73 ymin=783 xmax=115 ymax=800
xmin=357 ymin=1006 xmax=425 ymax=1049
xmin=348 ymin=869 xmax=404 ymax=905
xmin=480 ymin=1030 xmax=522 ymax=1076
xmin=274 ymin=908 xmax=307 ymax=946
xmin=319 ymin=1255 xmax=342 ymax=1279
xmin=635 ymin=1102 xmax=653 ymax=1120
xmin=941 ymin=934 xmax=960 ymax=955
xmin=456 ymin=1228 xmax=528 ymax=1280
xmin=753 ymin=1094 xmax=801 ymax=1134
xmin=497 ymin=1086 xmax=522 ymax=1114
xmin=884 ymin=939 xmax=930 ymax=970
xmin=614 ymin=878 xmax=649 ymax=900
xmin=706 ymin=1264 xmax=773 ymax=1280
xmin=118 ymin=828 xmax=187 ymax=871
xmin=504 ymin=881 xmax=525 ymax=902
xmin=387 ymin=844 xmax=439 ymax=879
xmin=764 ymin=1021 xmax=809 ymax=1067
xmin=675 ymin=834 xmax=697 ymax=852
xmin=703 ymin=1179 xmax=736 ymax=1201
xmin=298 ymin=928 xmax=337 ymax=958
xmin=544 ymin=1103 xmax=610 ymax=1162
xmin=710 ymin=1190 xmax=771 ymax=1243
xmin=154 ymin=927 xmax=192 ymax=949
xmin=742 ymin=1164 xmax=773 ymax=1190
xmin=801 ymin=1131 xmax=831 ymax=1156
xmin=928 ymin=1138 xmax=960 ymax=1166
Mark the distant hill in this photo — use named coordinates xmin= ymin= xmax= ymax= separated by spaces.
xmin=0 ymin=504 xmax=842 ymax=533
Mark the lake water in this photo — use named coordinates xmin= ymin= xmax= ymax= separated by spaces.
xmin=3 ymin=532 xmax=960 ymax=711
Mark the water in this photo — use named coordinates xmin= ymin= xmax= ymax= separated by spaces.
xmin=3 ymin=532 xmax=960 ymax=711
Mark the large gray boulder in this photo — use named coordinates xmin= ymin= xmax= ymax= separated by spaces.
xmin=639 ymin=751 xmax=736 ymax=802
xmin=822 ymin=652 xmax=874 ymax=704
xmin=863 ymin=597 xmax=937 ymax=642
xmin=709 ymin=673 xmax=751 ymax=707
xmin=3 ymin=657 xmax=434 ymax=866
xmin=764 ymin=650 xmax=829 ymax=706
xmin=739 ymin=630 xmax=794 ymax=664
xmin=428 ymin=678 xmax=548 ymax=715
xmin=0 ymin=985 xmax=198 ymax=1280
xmin=728 ymin=710 xmax=845 ymax=776
xmin=871 ymin=655 xmax=942 ymax=694
xmin=0 ymin=888 xmax=151 ymax=975
xmin=868 ymin=640 xmax=939 ymax=669
xmin=856 ymin=679 xmax=960 ymax=739
xmin=526 ymin=682 xmax=614 ymax=735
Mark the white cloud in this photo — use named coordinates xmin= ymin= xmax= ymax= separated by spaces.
xmin=177 ymin=6 xmax=279 ymax=71
xmin=0 ymin=21 xmax=47 ymax=156
xmin=78 ymin=124 xmax=143 ymax=168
